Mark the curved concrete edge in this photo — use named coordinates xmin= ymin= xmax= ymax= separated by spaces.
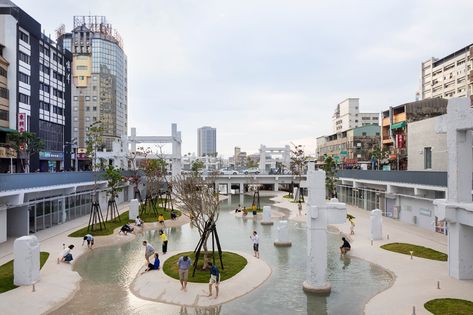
xmin=302 ymin=280 xmax=331 ymax=295
xmin=0 ymin=213 xmax=191 ymax=315
xmin=274 ymin=241 xmax=292 ymax=247
xmin=130 ymin=250 xmax=272 ymax=307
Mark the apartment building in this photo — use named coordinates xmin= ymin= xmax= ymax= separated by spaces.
xmin=421 ymin=44 xmax=472 ymax=100
xmin=316 ymin=125 xmax=380 ymax=167
xmin=332 ymin=98 xmax=379 ymax=133
xmin=0 ymin=2 xmax=72 ymax=172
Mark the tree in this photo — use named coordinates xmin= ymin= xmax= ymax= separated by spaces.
xmin=85 ymin=121 xmax=106 ymax=231
xmin=290 ymin=144 xmax=308 ymax=201
xmin=171 ymin=173 xmax=220 ymax=270
xmin=323 ymin=155 xmax=337 ymax=199
xmin=246 ymin=157 xmax=258 ymax=168
xmin=7 ymin=131 xmax=44 ymax=173
xmin=103 ymin=165 xmax=124 ymax=221
xmin=191 ymin=160 xmax=205 ymax=174
xmin=370 ymin=145 xmax=389 ymax=170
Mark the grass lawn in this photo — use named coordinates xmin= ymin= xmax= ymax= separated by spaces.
xmin=381 ymin=243 xmax=448 ymax=261
xmin=283 ymin=194 xmax=292 ymax=199
xmin=425 ymin=298 xmax=473 ymax=315
xmin=0 ymin=252 xmax=49 ymax=293
xmin=163 ymin=251 xmax=247 ymax=283
xmin=68 ymin=207 xmax=181 ymax=238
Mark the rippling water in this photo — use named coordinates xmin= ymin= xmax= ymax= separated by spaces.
xmin=50 ymin=195 xmax=393 ymax=315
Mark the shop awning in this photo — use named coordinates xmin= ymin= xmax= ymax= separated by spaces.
xmin=0 ymin=127 xmax=16 ymax=133
xmin=390 ymin=121 xmax=406 ymax=130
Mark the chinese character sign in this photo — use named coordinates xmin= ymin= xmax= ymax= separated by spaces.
xmin=18 ymin=113 xmax=27 ymax=133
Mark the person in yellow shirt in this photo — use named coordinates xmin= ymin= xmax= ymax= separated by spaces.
xmin=159 ymin=229 xmax=168 ymax=254
xmin=158 ymin=214 xmax=165 ymax=225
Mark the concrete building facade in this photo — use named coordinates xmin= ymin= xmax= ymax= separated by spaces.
xmin=197 ymin=126 xmax=216 ymax=157
xmin=421 ymin=44 xmax=472 ymax=100
xmin=58 ymin=16 xmax=127 ymax=168
xmin=332 ymin=98 xmax=379 ymax=133
xmin=0 ymin=2 xmax=72 ymax=173
xmin=316 ymin=125 xmax=380 ymax=167
xmin=381 ymin=98 xmax=447 ymax=170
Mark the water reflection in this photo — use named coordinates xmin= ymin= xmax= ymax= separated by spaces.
xmin=50 ymin=194 xmax=393 ymax=315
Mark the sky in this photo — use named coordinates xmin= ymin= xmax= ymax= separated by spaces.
xmin=13 ymin=0 xmax=473 ymax=157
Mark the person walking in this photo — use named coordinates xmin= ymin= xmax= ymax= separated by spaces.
xmin=250 ymin=231 xmax=259 ymax=258
xmin=159 ymin=230 xmax=168 ymax=254
xmin=177 ymin=255 xmax=192 ymax=291
xmin=142 ymin=240 xmax=155 ymax=264
xmin=340 ymin=237 xmax=351 ymax=256
xmin=208 ymin=262 xmax=220 ymax=299
xmin=82 ymin=234 xmax=94 ymax=249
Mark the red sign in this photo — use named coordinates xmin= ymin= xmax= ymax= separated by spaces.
xmin=18 ymin=113 xmax=27 ymax=133
xmin=389 ymin=154 xmax=397 ymax=159
xmin=396 ymin=134 xmax=405 ymax=148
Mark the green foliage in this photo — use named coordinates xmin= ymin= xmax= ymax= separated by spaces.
xmin=246 ymin=157 xmax=258 ymax=168
xmin=290 ymin=144 xmax=308 ymax=178
xmin=191 ymin=160 xmax=205 ymax=174
xmin=424 ymin=298 xmax=473 ymax=315
xmin=323 ymin=155 xmax=337 ymax=198
xmin=163 ymin=251 xmax=247 ymax=283
xmin=370 ymin=145 xmax=389 ymax=170
xmin=69 ymin=211 xmax=130 ymax=237
xmin=86 ymin=121 xmax=104 ymax=171
xmin=7 ymin=131 xmax=44 ymax=172
xmin=380 ymin=243 xmax=448 ymax=261
xmin=103 ymin=165 xmax=124 ymax=198
xmin=69 ymin=208 xmax=181 ymax=237
xmin=0 ymin=252 xmax=49 ymax=293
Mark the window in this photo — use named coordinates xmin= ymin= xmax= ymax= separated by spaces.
xmin=19 ymin=51 xmax=30 ymax=64
xmin=53 ymin=106 xmax=64 ymax=115
xmin=92 ymin=96 xmax=97 ymax=101
xmin=40 ymin=45 xmax=50 ymax=57
xmin=19 ymin=93 xmax=30 ymax=104
xmin=93 ymin=106 xmax=97 ymax=111
xmin=362 ymin=132 xmax=367 ymax=136
xmin=53 ymin=88 xmax=64 ymax=99
xmin=76 ymin=65 xmax=88 ymax=70
xmin=424 ymin=147 xmax=432 ymax=169
xmin=0 ymin=66 xmax=7 ymax=78
xmin=41 ymin=64 xmax=50 ymax=75
xmin=40 ymin=101 xmax=50 ymax=111
xmin=19 ymin=31 xmax=29 ymax=44
xmin=0 ymin=87 xmax=8 ymax=99
xmin=19 ymin=72 xmax=30 ymax=84
xmin=0 ymin=109 xmax=8 ymax=121
xmin=85 ymin=96 xmax=90 ymax=101
xmin=93 ymin=116 xmax=97 ymax=122
xmin=40 ymin=83 xmax=50 ymax=93
xmin=74 ymin=96 xmax=78 ymax=101
xmin=86 ymin=106 xmax=90 ymax=111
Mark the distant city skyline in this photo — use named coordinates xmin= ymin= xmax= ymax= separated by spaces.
xmin=13 ymin=0 xmax=473 ymax=156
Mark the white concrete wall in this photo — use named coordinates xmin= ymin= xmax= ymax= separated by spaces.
xmin=398 ymin=195 xmax=435 ymax=231
xmin=7 ymin=206 xmax=29 ymax=237
xmin=408 ymin=116 xmax=448 ymax=171
xmin=0 ymin=206 xmax=7 ymax=243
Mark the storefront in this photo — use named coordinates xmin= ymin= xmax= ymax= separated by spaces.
xmin=39 ymin=151 xmax=64 ymax=172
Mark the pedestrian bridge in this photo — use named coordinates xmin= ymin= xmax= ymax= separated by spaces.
xmin=208 ymin=174 xmax=306 ymax=194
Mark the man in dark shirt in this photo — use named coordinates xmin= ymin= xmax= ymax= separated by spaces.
xmin=340 ymin=237 xmax=351 ymax=256
xmin=208 ymin=262 xmax=220 ymax=299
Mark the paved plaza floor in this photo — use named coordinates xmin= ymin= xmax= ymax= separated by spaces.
xmin=0 ymin=193 xmax=472 ymax=315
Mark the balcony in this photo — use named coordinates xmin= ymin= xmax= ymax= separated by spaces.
xmin=393 ymin=112 xmax=406 ymax=123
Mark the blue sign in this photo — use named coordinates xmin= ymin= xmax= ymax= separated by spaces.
xmin=39 ymin=151 xmax=64 ymax=160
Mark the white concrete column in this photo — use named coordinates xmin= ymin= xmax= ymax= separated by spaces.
xmin=274 ymin=182 xmax=279 ymax=192
xmin=0 ymin=205 xmax=7 ymax=243
xmin=261 ymin=206 xmax=273 ymax=225
xmin=239 ymin=182 xmax=244 ymax=194
xmin=14 ymin=235 xmax=40 ymax=286
xmin=303 ymin=166 xmax=330 ymax=293
xmin=370 ymin=209 xmax=383 ymax=240
xmin=274 ymin=220 xmax=291 ymax=246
